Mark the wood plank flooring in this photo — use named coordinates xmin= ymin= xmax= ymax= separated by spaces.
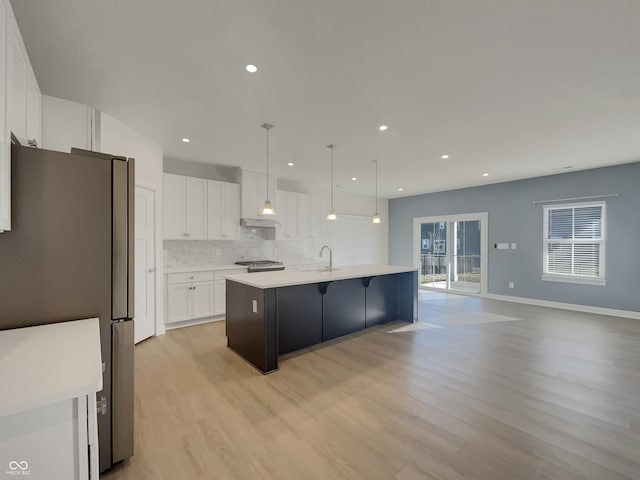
xmin=103 ymin=291 xmax=640 ymax=479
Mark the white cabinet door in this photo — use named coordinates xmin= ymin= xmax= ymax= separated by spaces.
xmin=214 ymin=279 xmax=226 ymax=316
xmin=163 ymin=174 xmax=186 ymax=239
xmin=309 ymin=195 xmax=322 ymax=240
xmin=242 ymin=170 xmax=277 ymax=218
xmin=7 ymin=27 xmax=26 ymax=145
xmin=241 ymin=170 xmax=259 ymax=218
xmin=192 ymin=281 xmax=214 ymax=319
xmin=298 ymin=193 xmax=310 ymax=240
xmin=222 ymin=182 xmax=240 ymax=239
xmin=275 ymin=190 xmax=286 ymax=240
xmin=25 ymin=66 xmax=41 ymax=147
xmin=167 ymin=284 xmax=192 ymax=323
xmin=185 ymin=177 xmax=207 ymax=239
xmin=207 ymin=179 xmax=224 ymax=239
xmin=0 ymin=1 xmax=9 ymax=232
xmin=284 ymin=191 xmax=298 ymax=239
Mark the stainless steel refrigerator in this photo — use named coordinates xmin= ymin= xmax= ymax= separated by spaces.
xmin=0 ymin=144 xmax=135 ymax=472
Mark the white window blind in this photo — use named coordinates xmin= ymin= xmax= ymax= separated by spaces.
xmin=543 ymin=202 xmax=605 ymax=285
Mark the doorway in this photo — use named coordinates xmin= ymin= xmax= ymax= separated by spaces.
xmin=134 ymin=186 xmax=156 ymax=343
xmin=413 ymin=212 xmax=488 ymax=296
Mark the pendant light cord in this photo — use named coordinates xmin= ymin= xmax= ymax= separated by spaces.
xmin=266 ymin=127 xmax=269 ymax=200
xmin=330 ymin=146 xmax=334 ymax=208
xmin=375 ymin=160 xmax=378 ymax=212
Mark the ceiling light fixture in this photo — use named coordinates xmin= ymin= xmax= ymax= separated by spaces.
xmin=482 ymin=173 xmax=489 ymax=177
xmin=326 ymin=144 xmax=337 ymax=221
xmin=287 ymin=162 xmax=294 ymax=167
xmin=441 ymin=154 xmax=449 ymax=159
xmin=351 ymin=177 xmax=357 ymax=181
xmin=398 ymin=188 xmax=403 ymax=192
xmin=246 ymin=64 xmax=258 ymax=73
xmin=181 ymin=138 xmax=190 ymax=143
xmin=378 ymin=125 xmax=388 ymax=131
xmin=259 ymin=123 xmax=275 ymax=216
xmin=372 ymin=160 xmax=381 ymax=224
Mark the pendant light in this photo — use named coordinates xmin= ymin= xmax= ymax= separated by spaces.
xmin=372 ymin=159 xmax=381 ymax=224
xmin=326 ymin=144 xmax=337 ymax=220
xmin=260 ymin=123 xmax=275 ymax=216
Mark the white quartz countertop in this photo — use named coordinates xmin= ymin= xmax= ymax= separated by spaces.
xmin=227 ymin=264 xmax=417 ymax=289
xmin=165 ymin=264 xmax=248 ymax=274
xmin=0 ymin=318 xmax=103 ymax=418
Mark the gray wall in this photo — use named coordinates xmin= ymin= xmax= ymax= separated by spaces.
xmin=389 ymin=162 xmax=640 ymax=312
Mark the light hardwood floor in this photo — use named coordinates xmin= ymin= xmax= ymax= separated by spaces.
xmin=104 ymin=291 xmax=640 ymax=480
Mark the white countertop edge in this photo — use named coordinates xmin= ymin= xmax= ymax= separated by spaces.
xmin=165 ymin=264 xmax=248 ymax=274
xmin=226 ymin=264 xmax=417 ymax=289
xmin=0 ymin=318 xmax=103 ymax=418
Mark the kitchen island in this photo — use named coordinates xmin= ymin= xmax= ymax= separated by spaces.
xmin=225 ymin=264 xmax=418 ymax=373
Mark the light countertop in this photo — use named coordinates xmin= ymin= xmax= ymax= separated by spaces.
xmin=227 ymin=264 xmax=417 ymax=289
xmin=165 ymin=264 xmax=248 ymax=274
xmin=0 ymin=318 xmax=103 ymax=418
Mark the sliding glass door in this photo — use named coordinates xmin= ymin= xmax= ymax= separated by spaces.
xmin=414 ymin=213 xmax=487 ymax=296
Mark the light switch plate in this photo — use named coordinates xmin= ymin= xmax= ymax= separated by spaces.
xmin=511 ymin=243 xmax=517 ymax=250
xmin=495 ymin=243 xmax=509 ymax=250
xmin=252 ymin=300 xmax=258 ymax=313
xmin=509 ymin=281 xmax=515 ymax=289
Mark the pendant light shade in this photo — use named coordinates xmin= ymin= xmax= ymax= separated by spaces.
xmin=372 ymin=159 xmax=381 ymax=224
xmin=326 ymin=144 xmax=337 ymax=221
xmin=260 ymin=123 xmax=275 ymax=216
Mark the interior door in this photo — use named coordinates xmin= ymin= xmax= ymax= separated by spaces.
xmin=134 ymin=186 xmax=156 ymax=343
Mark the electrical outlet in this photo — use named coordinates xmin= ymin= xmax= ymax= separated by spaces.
xmin=511 ymin=243 xmax=517 ymax=250
xmin=252 ymin=300 xmax=258 ymax=313
xmin=508 ymin=281 xmax=515 ymax=289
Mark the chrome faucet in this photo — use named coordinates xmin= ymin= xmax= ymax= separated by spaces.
xmin=319 ymin=245 xmax=333 ymax=272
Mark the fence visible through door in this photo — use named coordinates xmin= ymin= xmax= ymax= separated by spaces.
xmin=413 ymin=213 xmax=488 ymax=296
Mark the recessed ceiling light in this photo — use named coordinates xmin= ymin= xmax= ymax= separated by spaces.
xmin=482 ymin=173 xmax=489 ymax=177
xmin=441 ymin=154 xmax=449 ymax=159
xmin=398 ymin=188 xmax=403 ymax=191
xmin=181 ymin=138 xmax=190 ymax=143
xmin=351 ymin=177 xmax=357 ymax=181
xmin=287 ymin=162 xmax=294 ymax=167
xmin=245 ymin=64 xmax=258 ymax=73
xmin=378 ymin=125 xmax=388 ymax=131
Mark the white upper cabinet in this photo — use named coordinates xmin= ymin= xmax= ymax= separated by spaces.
xmin=163 ymin=174 xmax=207 ymax=240
xmin=25 ymin=65 xmax=40 ymax=147
xmin=276 ymin=190 xmax=321 ymax=241
xmin=207 ymin=180 xmax=240 ymax=240
xmin=41 ymin=95 xmax=96 ymax=153
xmin=1 ymin=0 xmax=42 ymax=232
xmin=240 ymin=169 xmax=277 ymax=219
xmin=184 ymin=177 xmax=207 ymax=239
xmin=7 ymin=27 xmax=26 ymax=145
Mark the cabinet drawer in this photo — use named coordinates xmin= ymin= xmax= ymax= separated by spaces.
xmin=213 ymin=268 xmax=246 ymax=280
xmin=167 ymin=271 xmax=214 ymax=284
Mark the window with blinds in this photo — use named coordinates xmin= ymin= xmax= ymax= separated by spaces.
xmin=543 ymin=201 xmax=606 ymax=285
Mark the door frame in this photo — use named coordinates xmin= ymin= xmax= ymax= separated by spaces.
xmin=413 ymin=212 xmax=488 ymax=297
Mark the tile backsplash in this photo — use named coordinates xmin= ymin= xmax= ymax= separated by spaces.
xmin=164 ymin=227 xmax=325 ymax=267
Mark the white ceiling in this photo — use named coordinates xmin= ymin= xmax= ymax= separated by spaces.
xmin=12 ymin=0 xmax=640 ymax=198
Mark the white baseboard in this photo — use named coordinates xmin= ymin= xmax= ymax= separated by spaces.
xmin=164 ymin=315 xmax=225 ymax=331
xmin=487 ymin=293 xmax=640 ymax=320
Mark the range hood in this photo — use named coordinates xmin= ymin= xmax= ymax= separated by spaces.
xmin=241 ymin=217 xmax=281 ymax=228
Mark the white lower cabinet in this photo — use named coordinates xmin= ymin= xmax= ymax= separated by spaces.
xmin=166 ymin=268 xmax=245 ymax=325
xmin=166 ymin=272 xmax=214 ymax=324
xmin=214 ymin=279 xmax=226 ymax=316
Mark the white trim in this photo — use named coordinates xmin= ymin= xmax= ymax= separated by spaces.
xmin=487 ymin=293 xmax=640 ymax=320
xmin=543 ymin=201 xmax=606 ymax=283
xmin=413 ymin=212 xmax=488 ymax=297
xmin=164 ymin=315 xmax=224 ymax=331
xmin=541 ymin=274 xmax=606 ymax=286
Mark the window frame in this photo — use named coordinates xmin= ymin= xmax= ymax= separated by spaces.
xmin=542 ymin=201 xmax=606 ymax=286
